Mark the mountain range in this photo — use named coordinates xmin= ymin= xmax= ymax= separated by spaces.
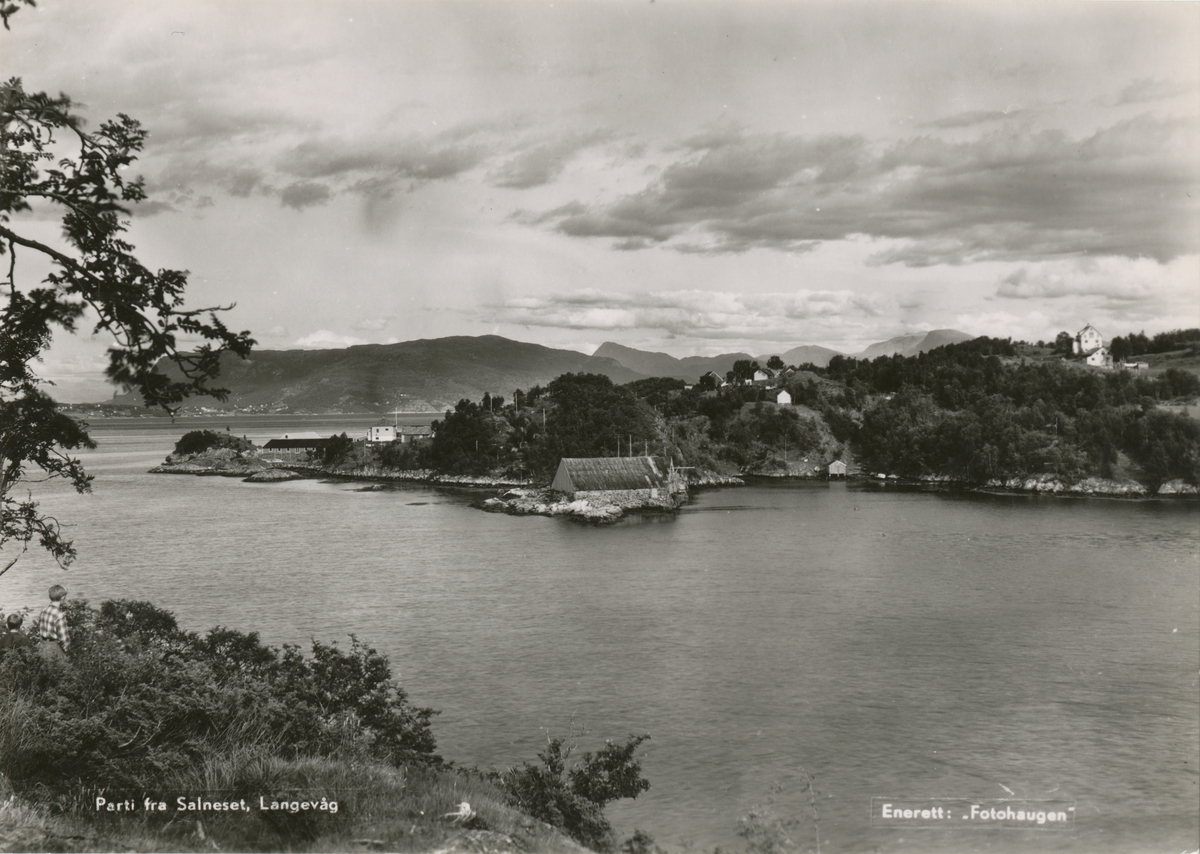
xmin=109 ymin=329 xmax=972 ymax=412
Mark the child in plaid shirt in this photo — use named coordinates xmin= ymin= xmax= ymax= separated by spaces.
xmin=37 ymin=584 xmax=69 ymax=657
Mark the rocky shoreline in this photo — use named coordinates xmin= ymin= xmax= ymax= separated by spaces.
xmin=151 ymin=452 xmax=690 ymax=521
xmin=151 ymin=451 xmax=1197 ymax=509
xmin=977 ymin=473 xmax=1198 ymax=497
xmin=869 ymin=471 xmax=1198 ymax=498
xmin=149 ymin=448 xmax=269 ymax=477
xmin=478 ymin=487 xmax=684 ymax=523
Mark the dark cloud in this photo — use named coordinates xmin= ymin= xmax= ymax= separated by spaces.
xmin=146 ymin=159 xmax=273 ymax=206
xmin=226 ymin=168 xmax=270 ymax=198
xmin=129 ymin=199 xmax=178 ymax=218
xmin=995 ymin=264 xmax=1155 ymax=302
xmin=489 ymin=130 xmax=610 ymax=189
xmin=1116 ymin=78 xmax=1192 ymax=105
xmin=483 ymin=287 xmax=890 ymax=340
xmin=147 ymin=106 xmax=308 ymax=151
xmin=279 ymin=135 xmax=487 ymax=184
xmin=919 ymin=109 xmax=1025 ymax=129
xmin=143 ymin=122 xmax=502 ymax=215
xmin=280 ymin=181 xmax=332 ymax=210
xmin=536 ymin=118 xmax=1200 ymax=264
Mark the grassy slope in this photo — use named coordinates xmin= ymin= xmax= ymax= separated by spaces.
xmin=0 ymin=760 xmax=587 ymax=853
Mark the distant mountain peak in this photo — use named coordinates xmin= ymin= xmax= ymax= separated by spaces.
xmin=110 ymin=334 xmax=649 ymax=413
xmin=857 ymin=329 xmax=973 ymax=360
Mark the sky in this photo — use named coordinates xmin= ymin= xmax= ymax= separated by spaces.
xmin=4 ymin=0 xmax=1199 ymax=401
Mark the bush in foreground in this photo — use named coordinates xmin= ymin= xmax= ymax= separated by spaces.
xmin=500 ymin=733 xmax=651 ymax=852
xmin=0 ymin=600 xmax=657 ymax=852
xmin=0 ymin=599 xmax=440 ymax=804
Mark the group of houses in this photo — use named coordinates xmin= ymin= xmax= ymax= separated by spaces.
xmin=261 ymin=419 xmax=433 ymax=460
xmin=1071 ymin=324 xmax=1148 ymax=371
xmin=700 ymin=368 xmax=798 ymax=407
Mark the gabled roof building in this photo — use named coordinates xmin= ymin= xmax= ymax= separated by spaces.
xmin=1086 ymin=346 xmax=1113 ymax=369
xmin=1073 ymin=324 xmax=1103 ymax=355
xmin=551 ymin=456 xmax=685 ymax=499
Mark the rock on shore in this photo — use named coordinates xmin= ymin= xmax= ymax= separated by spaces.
xmin=1148 ymin=479 xmax=1199 ymax=496
xmin=481 ymin=487 xmax=683 ymax=523
xmin=981 ymin=474 xmax=1151 ymax=496
xmin=687 ymin=471 xmax=745 ymax=487
xmin=244 ymin=468 xmax=306 ymax=483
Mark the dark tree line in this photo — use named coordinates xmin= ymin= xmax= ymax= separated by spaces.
xmin=805 ymin=339 xmax=1200 ymax=486
xmin=362 ymin=337 xmax=1199 ymax=490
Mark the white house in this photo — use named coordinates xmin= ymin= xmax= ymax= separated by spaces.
xmin=367 ymin=423 xmax=396 ymax=444
xmin=1086 ymin=347 xmax=1113 ymax=369
xmin=828 ymin=459 xmax=847 ymax=478
xmin=775 ymin=389 xmax=792 ymax=405
xmin=1073 ymin=324 xmax=1103 ymax=355
xmin=751 ymin=368 xmax=774 ymax=384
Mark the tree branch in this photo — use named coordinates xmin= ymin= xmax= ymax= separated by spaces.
xmin=0 ymin=554 xmax=20 ymax=578
xmin=0 ymin=224 xmax=103 ymax=290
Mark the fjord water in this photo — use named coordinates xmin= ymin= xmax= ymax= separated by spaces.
xmin=2 ymin=417 xmax=1197 ymax=853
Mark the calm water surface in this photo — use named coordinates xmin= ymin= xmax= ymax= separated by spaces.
xmin=2 ymin=417 xmax=1197 ymax=853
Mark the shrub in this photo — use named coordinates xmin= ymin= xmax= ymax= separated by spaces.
xmin=500 ymin=734 xmax=650 ymax=852
xmin=173 ymin=429 xmax=255 ymax=456
xmin=0 ymin=600 xmax=440 ymax=804
xmin=321 ymin=432 xmax=355 ymax=466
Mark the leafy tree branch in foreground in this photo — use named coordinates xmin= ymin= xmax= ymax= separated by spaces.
xmin=1 ymin=54 xmax=254 ymax=572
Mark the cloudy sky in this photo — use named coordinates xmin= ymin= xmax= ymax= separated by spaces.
xmin=5 ymin=0 xmax=1199 ymax=400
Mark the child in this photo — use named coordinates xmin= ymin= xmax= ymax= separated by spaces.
xmin=36 ymin=584 xmax=69 ymax=659
xmin=0 ymin=612 xmax=34 ymax=656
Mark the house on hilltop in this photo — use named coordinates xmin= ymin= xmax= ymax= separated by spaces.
xmin=1073 ymin=324 xmax=1104 ymax=355
xmin=775 ymin=389 xmax=793 ymax=406
xmin=1086 ymin=347 xmax=1113 ymax=369
xmin=551 ymin=456 xmax=686 ymax=501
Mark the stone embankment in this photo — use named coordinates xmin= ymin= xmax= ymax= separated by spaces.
xmin=344 ymin=466 xmax=532 ymax=488
xmin=151 ymin=455 xmax=534 ymax=488
xmin=244 ymin=468 xmax=306 ymax=483
xmin=688 ymin=471 xmax=745 ymax=487
xmin=975 ymin=474 xmax=1197 ymax=497
xmin=480 ymin=487 xmax=684 ymax=523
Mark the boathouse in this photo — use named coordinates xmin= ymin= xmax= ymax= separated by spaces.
xmin=551 ymin=456 xmax=683 ymax=501
xmin=262 ymin=432 xmax=333 ymax=460
xmin=828 ymin=459 xmax=847 ymax=478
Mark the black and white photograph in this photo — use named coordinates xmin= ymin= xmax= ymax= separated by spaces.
xmin=1 ymin=2 xmax=1197 ymax=852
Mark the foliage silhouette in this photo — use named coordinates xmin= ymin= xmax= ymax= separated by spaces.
xmin=1 ymin=5 xmax=253 ymax=571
